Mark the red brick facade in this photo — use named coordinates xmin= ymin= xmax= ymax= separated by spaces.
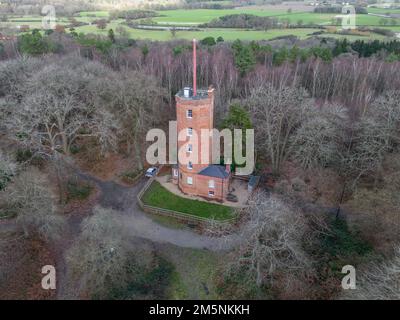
xmin=172 ymin=87 xmax=230 ymax=202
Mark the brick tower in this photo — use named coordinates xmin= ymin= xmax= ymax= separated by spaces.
xmin=171 ymin=40 xmax=230 ymax=202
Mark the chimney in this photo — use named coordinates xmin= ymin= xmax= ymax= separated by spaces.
xmin=193 ymin=39 xmax=197 ymax=97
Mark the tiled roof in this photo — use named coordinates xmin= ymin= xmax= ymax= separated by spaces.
xmin=198 ymin=165 xmax=229 ymax=179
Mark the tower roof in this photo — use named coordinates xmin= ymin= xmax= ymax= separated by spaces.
xmin=175 ymin=88 xmax=209 ymax=100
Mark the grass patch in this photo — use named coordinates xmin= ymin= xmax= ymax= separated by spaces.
xmin=321 ymin=218 xmax=372 ymax=259
xmin=96 ymin=255 xmax=174 ymax=300
xmin=150 ymin=215 xmax=189 ymax=230
xmin=142 ymin=181 xmax=234 ymax=221
xmin=120 ymin=169 xmax=142 ymax=184
xmin=66 ymin=179 xmax=93 ymax=202
xmin=306 ymin=216 xmax=374 ymax=298
xmin=0 ymin=209 xmax=16 ymax=219
xmin=162 ymin=246 xmax=221 ymax=299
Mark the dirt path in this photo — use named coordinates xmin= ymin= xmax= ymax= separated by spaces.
xmin=1 ymin=167 xmax=238 ymax=299
xmin=76 ymin=170 xmax=239 ymax=251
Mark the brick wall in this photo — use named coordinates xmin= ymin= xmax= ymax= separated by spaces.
xmin=176 ymin=88 xmax=214 ymax=174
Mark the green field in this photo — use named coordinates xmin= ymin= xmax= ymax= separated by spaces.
xmin=78 ymin=11 xmax=110 ymax=17
xmin=367 ymin=7 xmax=400 ymax=15
xmin=73 ymin=22 xmax=388 ymax=41
xmin=152 ymin=8 xmax=400 ymax=27
xmin=142 ymin=181 xmax=234 ymax=221
xmin=74 ymin=25 xmax=321 ymax=41
xmin=153 ymin=8 xmax=288 ymax=25
xmin=2 ymin=5 xmax=400 ymax=42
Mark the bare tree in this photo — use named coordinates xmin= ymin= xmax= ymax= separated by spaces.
xmin=345 ymin=154 xmax=400 ymax=247
xmin=0 ymin=56 xmax=44 ymax=100
xmin=2 ymin=58 xmax=121 ymax=203
xmin=344 ymin=246 xmax=400 ymax=300
xmin=66 ymin=206 xmax=128 ymax=298
xmin=66 ymin=206 xmax=154 ymax=298
xmin=247 ymin=84 xmax=314 ymax=175
xmin=1 ymin=167 xmax=65 ymax=240
xmin=91 ymin=71 xmax=167 ymax=170
xmin=10 ymin=61 xmax=119 ymax=156
xmin=342 ymin=90 xmax=400 ymax=183
xmin=227 ymin=192 xmax=312 ymax=288
xmin=294 ymin=104 xmax=347 ymax=170
xmin=0 ymin=149 xmax=17 ymax=190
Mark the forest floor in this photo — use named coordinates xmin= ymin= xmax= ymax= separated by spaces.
xmin=51 ymin=162 xmax=238 ymax=299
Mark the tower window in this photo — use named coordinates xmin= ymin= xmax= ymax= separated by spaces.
xmin=187 ymin=127 xmax=193 ymax=136
xmin=187 ymin=110 xmax=193 ymax=118
xmin=187 ymin=177 xmax=193 ymax=185
xmin=187 ymin=161 xmax=193 ymax=170
xmin=208 ymin=180 xmax=215 ymax=188
xmin=187 ymin=144 xmax=193 ymax=153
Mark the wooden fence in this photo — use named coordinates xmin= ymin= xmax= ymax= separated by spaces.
xmin=137 ymin=177 xmax=237 ymax=227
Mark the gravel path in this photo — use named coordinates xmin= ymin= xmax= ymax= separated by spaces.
xmin=77 ymin=171 xmax=239 ymax=251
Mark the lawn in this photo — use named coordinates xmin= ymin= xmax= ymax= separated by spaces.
xmin=141 ymin=181 xmax=234 ymax=221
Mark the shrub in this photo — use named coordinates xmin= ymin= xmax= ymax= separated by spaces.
xmin=200 ymin=36 xmax=216 ymax=46
xmin=66 ymin=179 xmax=93 ymax=202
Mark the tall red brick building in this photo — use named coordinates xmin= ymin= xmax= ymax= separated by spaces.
xmin=171 ymin=40 xmax=231 ymax=202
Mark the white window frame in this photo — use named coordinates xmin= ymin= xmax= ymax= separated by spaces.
xmin=187 ymin=177 xmax=193 ymax=185
xmin=187 ymin=127 xmax=193 ymax=137
xmin=187 ymin=109 xmax=193 ymax=119
xmin=208 ymin=190 xmax=215 ymax=197
xmin=187 ymin=161 xmax=193 ymax=170
xmin=208 ymin=180 xmax=215 ymax=189
xmin=173 ymin=169 xmax=178 ymax=177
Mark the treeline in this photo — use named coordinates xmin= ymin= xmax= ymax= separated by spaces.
xmin=2 ymin=29 xmax=400 ymax=119
xmin=184 ymin=0 xmax=236 ymax=9
xmin=109 ymin=9 xmax=159 ymax=20
xmin=202 ymin=13 xmax=279 ymax=30
xmin=201 ymin=12 xmax=343 ymax=29
xmin=333 ymin=38 xmax=400 ymax=59
xmin=314 ymin=5 xmax=368 ymax=14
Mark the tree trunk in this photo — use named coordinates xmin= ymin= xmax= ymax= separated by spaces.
xmin=134 ymin=142 xmax=143 ymax=171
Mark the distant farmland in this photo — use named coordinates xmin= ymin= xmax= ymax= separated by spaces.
xmin=1 ymin=4 xmax=400 ymax=42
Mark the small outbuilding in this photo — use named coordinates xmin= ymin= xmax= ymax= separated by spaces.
xmin=248 ymin=175 xmax=260 ymax=193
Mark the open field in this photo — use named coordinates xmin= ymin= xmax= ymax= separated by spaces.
xmin=72 ymin=24 xmax=388 ymax=41
xmin=368 ymin=7 xmax=400 ymax=15
xmin=74 ymin=25 xmax=319 ymax=41
xmin=152 ymin=9 xmax=400 ymax=26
